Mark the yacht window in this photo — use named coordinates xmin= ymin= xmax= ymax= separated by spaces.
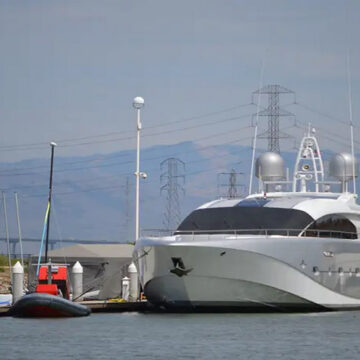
xmin=304 ymin=214 xmax=357 ymax=239
xmin=236 ymin=199 xmax=270 ymax=207
xmin=175 ymin=207 xmax=313 ymax=235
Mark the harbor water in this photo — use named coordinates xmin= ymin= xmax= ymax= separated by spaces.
xmin=1 ymin=311 xmax=360 ymax=359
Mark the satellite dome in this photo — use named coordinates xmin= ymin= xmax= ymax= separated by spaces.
xmin=329 ymin=152 xmax=358 ymax=180
xmin=255 ymin=152 xmax=285 ymax=181
xmin=133 ymin=96 xmax=145 ymax=109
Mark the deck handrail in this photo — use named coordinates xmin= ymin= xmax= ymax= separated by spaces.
xmin=141 ymin=228 xmax=358 ymax=239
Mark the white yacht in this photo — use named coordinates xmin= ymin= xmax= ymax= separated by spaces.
xmin=134 ymin=128 xmax=360 ymax=311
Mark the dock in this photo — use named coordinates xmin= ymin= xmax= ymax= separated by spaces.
xmin=81 ymin=300 xmax=149 ymax=313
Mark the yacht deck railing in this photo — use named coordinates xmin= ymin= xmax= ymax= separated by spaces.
xmin=141 ymin=228 xmax=358 ymax=240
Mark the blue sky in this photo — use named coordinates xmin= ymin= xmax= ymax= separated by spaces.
xmin=0 ymin=0 xmax=360 ymax=245
xmin=0 ymin=0 xmax=359 ymax=163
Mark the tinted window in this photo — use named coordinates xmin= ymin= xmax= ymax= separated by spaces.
xmin=236 ymin=199 xmax=270 ymax=207
xmin=176 ymin=207 xmax=313 ymax=235
xmin=304 ymin=214 xmax=357 ymax=239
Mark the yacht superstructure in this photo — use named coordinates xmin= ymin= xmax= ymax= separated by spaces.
xmin=134 ymin=128 xmax=360 ymax=311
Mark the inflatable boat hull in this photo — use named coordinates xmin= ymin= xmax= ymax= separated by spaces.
xmin=11 ymin=293 xmax=90 ymax=317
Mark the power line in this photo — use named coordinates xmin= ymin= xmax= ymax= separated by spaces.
xmin=295 ymin=119 xmax=360 ymax=149
xmin=22 ymin=184 xmax=124 ymax=198
xmin=56 ymin=113 xmax=253 ymax=149
xmin=0 ymin=173 xmax=123 ymax=192
xmin=294 ymin=101 xmax=353 ymax=127
xmin=21 ymin=164 xmax=225 ymax=198
xmin=0 ymin=115 xmax=252 ymax=173
xmin=1 ymin=134 xmax=255 ymax=193
xmin=0 ymin=125 xmax=253 ymax=177
xmin=0 ymin=103 xmax=253 ymax=151
xmin=0 ymin=100 xmax=354 ymax=154
xmin=0 ymin=112 xmax=252 ymax=153
xmin=0 ymin=153 xmax=132 ymax=174
xmin=16 ymin=136 xmax=255 ymax=197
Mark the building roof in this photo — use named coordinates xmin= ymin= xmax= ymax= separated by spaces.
xmin=47 ymin=243 xmax=134 ymax=260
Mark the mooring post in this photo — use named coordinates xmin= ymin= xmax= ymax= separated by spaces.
xmin=128 ymin=262 xmax=139 ymax=302
xmin=12 ymin=261 xmax=24 ymax=304
xmin=122 ymin=276 xmax=130 ymax=301
xmin=72 ymin=261 xmax=83 ymax=301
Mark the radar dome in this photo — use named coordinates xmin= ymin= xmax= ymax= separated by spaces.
xmin=329 ymin=153 xmax=358 ymax=180
xmin=255 ymin=152 xmax=285 ymax=181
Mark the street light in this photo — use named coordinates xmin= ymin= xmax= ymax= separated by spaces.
xmin=133 ymin=97 xmax=145 ymax=243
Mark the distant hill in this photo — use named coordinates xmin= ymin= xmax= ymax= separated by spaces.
xmin=0 ymin=141 xmax=358 ymax=255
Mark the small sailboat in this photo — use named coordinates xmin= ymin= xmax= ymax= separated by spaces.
xmin=11 ymin=142 xmax=90 ymax=317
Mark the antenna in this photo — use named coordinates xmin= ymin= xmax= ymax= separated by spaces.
xmin=292 ymin=126 xmax=324 ymax=193
xmin=347 ymin=51 xmax=356 ymax=195
xmin=249 ymin=58 xmax=265 ymax=195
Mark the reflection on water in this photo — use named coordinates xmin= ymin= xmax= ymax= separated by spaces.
xmin=1 ymin=311 xmax=360 ymax=359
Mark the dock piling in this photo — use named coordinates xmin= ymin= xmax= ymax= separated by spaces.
xmin=72 ymin=261 xmax=83 ymax=301
xmin=122 ymin=277 xmax=130 ymax=301
xmin=128 ymin=262 xmax=139 ymax=301
xmin=12 ymin=261 xmax=24 ymax=304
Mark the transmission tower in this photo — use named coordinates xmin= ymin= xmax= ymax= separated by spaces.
xmin=160 ymin=158 xmax=185 ymax=230
xmin=252 ymin=84 xmax=295 ymax=153
xmin=217 ymin=169 xmax=245 ymax=198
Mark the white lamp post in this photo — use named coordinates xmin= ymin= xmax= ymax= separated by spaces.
xmin=133 ymin=96 xmax=145 ymax=243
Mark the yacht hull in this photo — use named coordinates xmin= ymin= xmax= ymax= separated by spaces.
xmin=145 ymin=276 xmax=321 ymax=312
xmin=135 ymin=237 xmax=360 ymax=312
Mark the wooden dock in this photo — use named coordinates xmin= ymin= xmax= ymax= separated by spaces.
xmin=81 ymin=300 xmax=149 ymax=312
xmin=0 ymin=306 xmax=10 ymax=316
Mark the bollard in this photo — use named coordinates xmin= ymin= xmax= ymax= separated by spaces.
xmin=128 ymin=262 xmax=139 ymax=302
xmin=122 ymin=276 xmax=130 ymax=301
xmin=12 ymin=261 xmax=24 ymax=304
xmin=72 ymin=261 xmax=83 ymax=301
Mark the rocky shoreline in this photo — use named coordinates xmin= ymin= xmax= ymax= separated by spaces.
xmin=0 ymin=268 xmax=11 ymax=294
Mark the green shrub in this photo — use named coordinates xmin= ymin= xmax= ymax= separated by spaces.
xmin=0 ymin=255 xmax=22 ymax=267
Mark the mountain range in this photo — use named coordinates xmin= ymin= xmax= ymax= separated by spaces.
xmin=0 ymin=140 xmax=358 ymax=255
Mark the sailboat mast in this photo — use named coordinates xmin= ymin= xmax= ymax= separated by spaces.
xmin=14 ymin=192 xmax=24 ymax=267
xmin=45 ymin=142 xmax=57 ymax=263
xmin=2 ymin=192 xmax=11 ymax=277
